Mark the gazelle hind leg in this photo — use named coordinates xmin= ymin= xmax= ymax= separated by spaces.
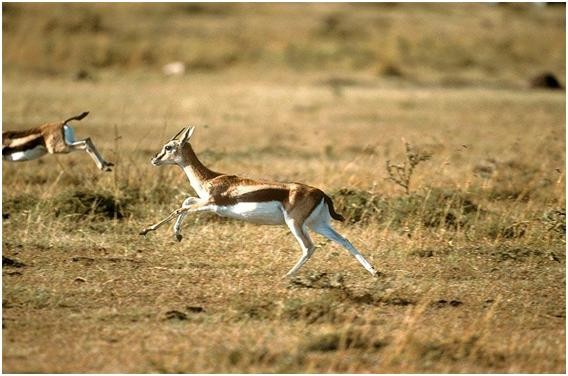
xmin=285 ymin=218 xmax=315 ymax=277
xmin=310 ymin=220 xmax=378 ymax=276
xmin=69 ymin=138 xmax=114 ymax=171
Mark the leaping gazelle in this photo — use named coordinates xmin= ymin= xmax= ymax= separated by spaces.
xmin=140 ymin=126 xmax=378 ymax=277
xmin=2 ymin=112 xmax=114 ymax=171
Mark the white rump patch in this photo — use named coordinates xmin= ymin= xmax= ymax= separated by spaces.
xmin=3 ymin=145 xmax=47 ymax=162
xmin=305 ymin=199 xmax=331 ymax=227
xmin=214 ymin=201 xmax=285 ymax=225
xmin=63 ymin=125 xmax=76 ymax=145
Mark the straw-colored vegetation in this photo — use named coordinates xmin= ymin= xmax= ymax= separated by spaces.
xmin=2 ymin=3 xmax=565 ymax=373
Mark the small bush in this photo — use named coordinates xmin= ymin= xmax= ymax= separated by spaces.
xmin=542 ymin=208 xmax=566 ymax=236
xmin=288 ymin=272 xmax=345 ymax=289
xmin=2 ymin=194 xmax=40 ymax=213
xmin=331 ymin=188 xmax=384 ymax=224
xmin=303 ymin=328 xmax=386 ymax=352
xmin=332 ymin=188 xmax=481 ymax=230
xmin=390 ymin=188 xmax=480 ymax=229
xmin=386 ymin=141 xmax=431 ymax=195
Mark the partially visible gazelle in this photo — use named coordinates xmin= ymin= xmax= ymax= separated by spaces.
xmin=2 ymin=112 xmax=114 ymax=171
xmin=140 ymin=126 xmax=378 ymax=277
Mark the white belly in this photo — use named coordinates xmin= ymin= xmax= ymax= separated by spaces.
xmin=214 ymin=201 xmax=285 ymax=225
xmin=3 ymin=145 xmax=47 ymax=162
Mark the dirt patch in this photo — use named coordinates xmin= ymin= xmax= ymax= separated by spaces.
xmin=286 ymin=273 xmax=417 ymax=311
xmin=432 ymin=299 xmax=463 ymax=308
xmin=70 ymin=256 xmax=141 ymax=266
xmin=164 ymin=310 xmax=188 ymax=321
xmin=490 ymin=246 xmax=546 ymax=262
xmin=288 ymin=272 xmax=345 ymax=289
xmin=280 ymin=295 xmax=343 ymax=324
xmin=231 ymin=299 xmax=277 ymax=321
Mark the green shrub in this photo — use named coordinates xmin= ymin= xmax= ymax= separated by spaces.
xmin=332 ymin=188 xmax=481 ymax=230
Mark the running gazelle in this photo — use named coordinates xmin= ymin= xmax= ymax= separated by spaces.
xmin=140 ymin=126 xmax=378 ymax=277
xmin=2 ymin=112 xmax=114 ymax=171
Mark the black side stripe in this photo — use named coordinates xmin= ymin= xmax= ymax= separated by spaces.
xmin=215 ymin=188 xmax=289 ymax=206
xmin=2 ymin=137 xmax=46 ymax=155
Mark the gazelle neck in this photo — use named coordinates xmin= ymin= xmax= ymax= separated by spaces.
xmin=179 ymin=143 xmax=220 ymax=198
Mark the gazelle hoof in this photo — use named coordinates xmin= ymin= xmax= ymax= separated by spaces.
xmin=101 ymin=162 xmax=114 ymax=172
xmin=175 ymin=234 xmax=183 ymax=242
xmin=139 ymin=229 xmax=149 ymax=236
xmin=371 ymin=270 xmax=383 ymax=278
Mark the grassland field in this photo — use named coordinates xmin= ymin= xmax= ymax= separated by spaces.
xmin=2 ymin=3 xmax=566 ymax=373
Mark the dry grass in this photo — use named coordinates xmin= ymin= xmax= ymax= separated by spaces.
xmin=2 ymin=3 xmax=566 ymax=373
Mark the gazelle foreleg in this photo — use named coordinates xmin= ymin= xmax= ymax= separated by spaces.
xmin=140 ymin=199 xmax=214 ymax=237
xmin=173 ymin=197 xmax=199 ymax=242
xmin=69 ymin=138 xmax=114 ymax=171
xmin=139 ymin=208 xmax=183 ymax=236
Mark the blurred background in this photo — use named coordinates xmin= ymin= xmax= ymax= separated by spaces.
xmin=3 ymin=2 xmax=565 ymax=87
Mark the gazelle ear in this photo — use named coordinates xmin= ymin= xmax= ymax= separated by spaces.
xmin=180 ymin=126 xmax=195 ymax=145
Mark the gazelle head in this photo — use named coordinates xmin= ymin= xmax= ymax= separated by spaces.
xmin=151 ymin=126 xmax=195 ymax=166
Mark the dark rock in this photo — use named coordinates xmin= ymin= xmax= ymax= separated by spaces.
xmin=530 ymin=72 xmax=564 ymax=90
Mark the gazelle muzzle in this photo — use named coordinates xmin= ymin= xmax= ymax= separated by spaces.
xmin=151 ymin=152 xmax=164 ymax=165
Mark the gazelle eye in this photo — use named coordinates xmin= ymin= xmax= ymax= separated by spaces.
xmin=165 ymin=145 xmax=173 ymax=152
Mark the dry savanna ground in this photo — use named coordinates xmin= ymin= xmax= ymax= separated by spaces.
xmin=2 ymin=3 xmax=566 ymax=373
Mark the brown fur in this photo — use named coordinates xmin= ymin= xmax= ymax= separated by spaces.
xmin=41 ymin=122 xmax=69 ymax=153
xmin=2 ymin=122 xmax=67 ymax=153
xmin=180 ymin=143 xmax=221 ymax=181
xmin=181 ymin=143 xmax=342 ymax=223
